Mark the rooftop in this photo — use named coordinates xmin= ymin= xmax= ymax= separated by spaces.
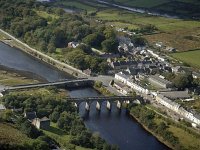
xmin=0 ymin=104 xmax=6 ymax=110
xmin=159 ymin=91 xmax=190 ymax=100
xmin=149 ymin=75 xmax=172 ymax=85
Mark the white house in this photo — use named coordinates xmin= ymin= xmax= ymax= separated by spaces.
xmin=114 ymin=72 xmax=129 ymax=84
xmin=156 ymin=94 xmax=180 ymax=112
xmin=127 ymin=79 xmax=149 ymax=94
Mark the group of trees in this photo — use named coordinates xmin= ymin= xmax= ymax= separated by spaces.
xmin=83 ymin=27 xmax=119 ymax=53
xmin=0 ymin=0 xmax=119 ymax=74
xmin=163 ymin=72 xmax=194 ymax=90
xmin=64 ymin=48 xmax=109 ymax=73
xmin=1 ymin=88 xmax=118 ymax=150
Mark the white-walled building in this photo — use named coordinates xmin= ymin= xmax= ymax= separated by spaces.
xmin=115 ymin=72 xmax=149 ymax=94
xmin=156 ymin=94 xmax=180 ymax=112
xmin=114 ymin=72 xmax=130 ymax=84
xmin=156 ymin=94 xmax=200 ymax=126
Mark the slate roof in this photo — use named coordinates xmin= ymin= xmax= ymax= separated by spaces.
xmin=25 ymin=111 xmax=37 ymax=120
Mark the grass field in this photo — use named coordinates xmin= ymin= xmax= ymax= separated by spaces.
xmin=171 ymin=49 xmax=200 ymax=68
xmin=168 ymin=125 xmax=200 ymax=150
xmin=0 ymin=123 xmax=33 ymax=146
xmin=35 ymin=10 xmax=59 ymax=23
xmin=96 ymin=9 xmax=200 ymax=51
xmin=50 ymin=1 xmax=200 ymax=51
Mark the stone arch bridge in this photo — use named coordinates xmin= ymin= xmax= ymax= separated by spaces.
xmin=66 ymin=96 xmax=138 ymax=111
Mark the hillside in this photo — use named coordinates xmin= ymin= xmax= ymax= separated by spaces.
xmin=0 ymin=123 xmax=33 ymax=149
xmin=103 ymin=0 xmax=200 ymax=19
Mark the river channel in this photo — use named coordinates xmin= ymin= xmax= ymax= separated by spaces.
xmin=0 ymin=42 xmax=169 ymax=150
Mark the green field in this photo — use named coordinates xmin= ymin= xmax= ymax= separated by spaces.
xmin=96 ymin=9 xmax=200 ymax=32
xmin=96 ymin=8 xmax=200 ymax=51
xmin=0 ymin=123 xmax=33 ymax=146
xmin=51 ymin=0 xmax=200 ymax=51
xmin=171 ymin=50 xmax=200 ymax=68
xmin=35 ymin=10 xmax=59 ymax=23
xmin=54 ymin=1 xmax=97 ymax=13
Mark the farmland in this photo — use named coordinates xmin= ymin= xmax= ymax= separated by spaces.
xmin=171 ymin=49 xmax=200 ymax=69
xmin=44 ymin=0 xmax=200 ymax=63
xmin=104 ymin=0 xmax=200 ymax=19
xmin=95 ymin=9 xmax=200 ymax=51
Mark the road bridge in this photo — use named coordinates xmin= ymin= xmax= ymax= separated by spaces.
xmin=66 ymin=96 xmax=137 ymax=111
xmin=3 ymin=79 xmax=93 ymax=91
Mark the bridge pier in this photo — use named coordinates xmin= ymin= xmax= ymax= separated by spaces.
xmin=106 ymin=101 xmax=112 ymax=111
xmin=85 ymin=102 xmax=90 ymax=111
xmin=125 ymin=100 xmax=130 ymax=104
xmin=117 ymin=101 xmax=122 ymax=109
xmin=74 ymin=103 xmax=79 ymax=112
xmin=96 ymin=102 xmax=101 ymax=111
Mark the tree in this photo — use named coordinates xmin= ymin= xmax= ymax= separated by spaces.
xmin=131 ymin=36 xmax=147 ymax=47
xmin=110 ymin=80 xmax=114 ymax=86
xmin=101 ymin=38 xmax=118 ymax=53
xmin=83 ymin=33 xmax=105 ymax=48
xmin=173 ymin=73 xmax=193 ymax=89
xmin=50 ymin=111 xmax=60 ymax=123
xmin=129 ymin=90 xmax=136 ymax=98
xmin=103 ymin=27 xmax=116 ymax=39
xmin=0 ymin=109 xmax=13 ymax=121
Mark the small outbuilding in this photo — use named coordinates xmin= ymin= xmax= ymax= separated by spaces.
xmin=32 ymin=117 xmax=50 ymax=130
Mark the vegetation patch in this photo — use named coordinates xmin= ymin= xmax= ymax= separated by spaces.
xmin=0 ymin=123 xmax=33 ymax=147
xmin=171 ymin=49 xmax=200 ymax=69
xmin=0 ymin=69 xmax=39 ymax=86
xmin=130 ymin=105 xmax=200 ymax=150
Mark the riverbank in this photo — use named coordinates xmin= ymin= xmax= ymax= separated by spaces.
xmin=0 ymin=65 xmax=45 ymax=86
xmin=129 ymin=110 xmax=173 ymax=150
xmin=129 ymin=105 xmax=200 ymax=150
xmin=0 ymin=29 xmax=88 ymax=79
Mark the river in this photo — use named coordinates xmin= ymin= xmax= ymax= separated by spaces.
xmin=96 ymin=0 xmax=179 ymax=19
xmin=0 ymin=42 xmax=169 ymax=150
